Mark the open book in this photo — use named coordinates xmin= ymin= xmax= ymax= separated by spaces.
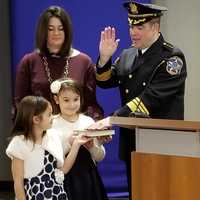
xmin=73 ymin=129 xmax=115 ymax=137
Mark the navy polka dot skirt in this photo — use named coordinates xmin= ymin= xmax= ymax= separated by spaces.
xmin=24 ymin=150 xmax=68 ymax=200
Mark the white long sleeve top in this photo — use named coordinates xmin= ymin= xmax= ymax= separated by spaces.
xmin=52 ymin=114 xmax=106 ymax=162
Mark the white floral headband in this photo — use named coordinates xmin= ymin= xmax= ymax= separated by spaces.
xmin=50 ymin=80 xmax=70 ymax=94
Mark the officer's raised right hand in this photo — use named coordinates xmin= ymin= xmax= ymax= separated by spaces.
xmin=99 ymin=27 xmax=120 ymax=66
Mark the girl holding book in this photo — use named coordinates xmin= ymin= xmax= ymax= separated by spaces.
xmin=50 ymin=78 xmax=109 ymax=200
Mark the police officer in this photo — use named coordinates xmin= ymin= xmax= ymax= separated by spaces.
xmin=95 ymin=1 xmax=187 ymax=199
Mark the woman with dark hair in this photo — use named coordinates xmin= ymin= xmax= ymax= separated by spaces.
xmin=14 ymin=5 xmax=103 ymax=120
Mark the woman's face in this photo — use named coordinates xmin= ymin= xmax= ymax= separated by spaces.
xmin=47 ymin=16 xmax=65 ymax=53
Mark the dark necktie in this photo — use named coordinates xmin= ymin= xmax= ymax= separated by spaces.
xmin=138 ymin=49 xmax=142 ymax=58
xmin=132 ymin=49 xmax=142 ymax=71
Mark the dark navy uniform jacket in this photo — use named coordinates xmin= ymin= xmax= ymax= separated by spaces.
xmin=96 ymin=34 xmax=187 ymax=160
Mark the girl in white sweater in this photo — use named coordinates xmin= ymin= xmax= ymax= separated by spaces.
xmin=50 ymin=78 xmax=108 ymax=200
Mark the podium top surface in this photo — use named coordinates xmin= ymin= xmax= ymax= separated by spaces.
xmin=109 ymin=117 xmax=200 ymax=132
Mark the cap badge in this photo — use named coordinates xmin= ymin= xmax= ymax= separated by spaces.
xmin=130 ymin=3 xmax=138 ymax=14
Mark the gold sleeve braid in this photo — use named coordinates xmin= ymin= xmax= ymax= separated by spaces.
xmin=127 ymin=97 xmax=149 ymax=115
xmin=96 ymin=69 xmax=112 ymax=81
xmin=96 ymin=57 xmax=120 ymax=81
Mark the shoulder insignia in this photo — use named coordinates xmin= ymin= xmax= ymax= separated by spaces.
xmin=163 ymin=41 xmax=174 ymax=51
xmin=166 ymin=56 xmax=183 ymax=75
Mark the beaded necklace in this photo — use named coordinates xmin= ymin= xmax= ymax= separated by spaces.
xmin=42 ymin=56 xmax=69 ymax=83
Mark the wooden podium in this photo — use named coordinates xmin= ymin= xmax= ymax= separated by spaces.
xmin=109 ymin=117 xmax=200 ymax=200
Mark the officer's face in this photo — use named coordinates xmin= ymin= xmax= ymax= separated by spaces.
xmin=129 ymin=21 xmax=159 ymax=49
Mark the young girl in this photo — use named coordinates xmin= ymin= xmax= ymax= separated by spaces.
xmin=6 ymin=96 xmax=90 ymax=200
xmin=50 ymin=78 xmax=109 ymax=200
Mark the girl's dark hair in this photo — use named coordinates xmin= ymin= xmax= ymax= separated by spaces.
xmin=53 ymin=78 xmax=83 ymax=114
xmin=35 ymin=6 xmax=73 ymax=57
xmin=11 ymin=96 xmax=50 ymax=142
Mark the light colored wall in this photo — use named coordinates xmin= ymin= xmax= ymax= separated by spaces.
xmin=154 ymin=0 xmax=200 ymax=120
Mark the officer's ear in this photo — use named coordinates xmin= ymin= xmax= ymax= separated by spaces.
xmin=149 ymin=18 xmax=160 ymax=31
